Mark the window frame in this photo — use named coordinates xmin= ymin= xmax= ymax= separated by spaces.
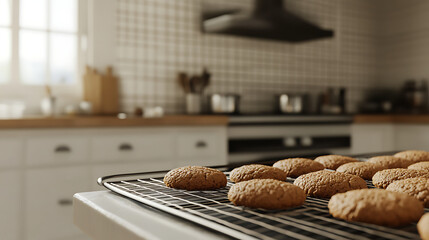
xmin=0 ymin=0 xmax=87 ymax=107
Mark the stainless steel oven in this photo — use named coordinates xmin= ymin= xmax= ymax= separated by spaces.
xmin=227 ymin=115 xmax=353 ymax=164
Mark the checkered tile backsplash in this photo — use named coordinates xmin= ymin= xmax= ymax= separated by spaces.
xmin=116 ymin=0 xmax=379 ymax=114
xmin=378 ymin=0 xmax=429 ymax=89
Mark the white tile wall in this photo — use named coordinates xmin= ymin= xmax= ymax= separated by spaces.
xmin=116 ymin=0 xmax=380 ymax=114
xmin=378 ymin=0 xmax=429 ymax=88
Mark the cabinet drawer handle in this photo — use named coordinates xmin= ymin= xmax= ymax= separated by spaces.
xmin=196 ymin=141 xmax=207 ymax=148
xmin=57 ymin=199 xmax=73 ymax=206
xmin=54 ymin=145 xmax=71 ymax=153
xmin=119 ymin=143 xmax=133 ymax=151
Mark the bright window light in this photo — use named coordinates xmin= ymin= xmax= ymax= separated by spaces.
xmin=0 ymin=29 xmax=11 ymax=83
xmin=19 ymin=30 xmax=47 ymax=84
xmin=50 ymin=0 xmax=77 ymax=32
xmin=20 ymin=0 xmax=48 ymax=29
xmin=50 ymin=33 xmax=77 ymax=84
xmin=0 ymin=0 xmax=11 ymax=26
xmin=17 ymin=0 xmax=79 ymax=85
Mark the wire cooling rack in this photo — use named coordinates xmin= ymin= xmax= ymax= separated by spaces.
xmin=99 ymin=171 xmax=427 ymax=240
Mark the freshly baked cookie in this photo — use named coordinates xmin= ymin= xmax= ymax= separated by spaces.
xmin=328 ymin=189 xmax=424 ymax=227
xmin=372 ymin=168 xmax=429 ymax=189
xmin=408 ymin=161 xmax=429 ymax=171
xmin=418 ymin=213 xmax=429 ymax=240
xmin=228 ymin=179 xmax=306 ymax=209
xmin=229 ymin=164 xmax=287 ymax=183
xmin=394 ymin=150 xmax=429 ymax=164
xmin=336 ymin=162 xmax=383 ymax=180
xmin=163 ymin=166 xmax=227 ymax=190
xmin=293 ymin=170 xmax=367 ymax=198
xmin=314 ymin=155 xmax=358 ymax=170
xmin=386 ymin=177 xmax=429 ymax=207
xmin=368 ymin=155 xmax=412 ymax=169
xmin=273 ymin=158 xmax=325 ymax=178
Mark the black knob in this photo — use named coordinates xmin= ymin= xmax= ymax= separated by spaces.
xmin=54 ymin=145 xmax=71 ymax=153
xmin=57 ymin=199 xmax=73 ymax=206
xmin=196 ymin=141 xmax=207 ymax=148
xmin=119 ymin=143 xmax=133 ymax=151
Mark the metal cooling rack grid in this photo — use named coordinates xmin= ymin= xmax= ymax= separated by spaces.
xmin=103 ymin=175 xmax=427 ymax=240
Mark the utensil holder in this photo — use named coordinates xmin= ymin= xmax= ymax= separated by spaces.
xmin=41 ymin=96 xmax=56 ymax=117
xmin=186 ymin=93 xmax=202 ymax=114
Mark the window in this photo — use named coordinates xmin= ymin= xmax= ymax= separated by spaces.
xmin=0 ymin=0 xmax=80 ymax=86
xmin=0 ymin=0 xmax=11 ymax=84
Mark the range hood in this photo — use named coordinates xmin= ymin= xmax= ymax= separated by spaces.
xmin=202 ymin=0 xmax=334 ymax=42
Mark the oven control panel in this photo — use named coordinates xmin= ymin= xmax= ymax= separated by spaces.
xmin=227 ymin=123 xmax=352 ymax=163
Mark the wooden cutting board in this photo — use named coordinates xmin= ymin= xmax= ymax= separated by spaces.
xmin=83 ymin=66 xmax=119 ymax=115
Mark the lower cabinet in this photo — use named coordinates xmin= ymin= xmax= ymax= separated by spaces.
xmin=0 ymin=170 xmax=22 ymax=240
xmin=177 ymin=130 xmax=226 ymax=167
xmin=351 ymin=124 xmax=395 ymax=154
xmin=352 ymin=123 xmax=429 ymax=154
xmin=395 ymin=124 xmax=429 ymax=151
xmin=0 ymin=126 xmax=227 ymax=240
xmin=0 ymin=139 xmax=24 ymax=168
xmin=91 ymin=134 xmax=175 ymax=163
xmin=25 ymin=167 xmax=91 ymax=240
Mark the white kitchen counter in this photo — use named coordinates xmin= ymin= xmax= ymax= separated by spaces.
xmin=73 ymin=191 xmax=227 ymax=240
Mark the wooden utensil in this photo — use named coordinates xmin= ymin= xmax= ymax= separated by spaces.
xmin=177 ymin=68 xmax=211 ymax=94
xmin=177 ymin=72 xmax=190 ymax=93
xmin=201 ymin=68 xmax=211 ymax=91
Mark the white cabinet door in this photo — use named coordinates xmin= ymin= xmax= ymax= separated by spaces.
xmin=176 ymin=128 xmax=227 ymax=166
xmin=177 ymin=133 xmax=218 ymax=158
xmin=0 ymin=170 xmax=22 ymax=240
xmin=26 ymin=137 xmax=89 ymax=166
xmin=395 ymin=124 xmax=429 ymax=151
xmin=25 ymin=167 xmax=91 ymax=240
xmin=0 ymin=139 xmax=23 ymax=168
xmin=351 ymin=124 xmax=395 ymax=154
xmin=91 ymin=134 xmax=175 ymax=163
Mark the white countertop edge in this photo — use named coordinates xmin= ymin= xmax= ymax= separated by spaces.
xmin=73 ymin=191 xmax=226 ymax=240
xmin=74 ymin=192 xmax=158 ymax=240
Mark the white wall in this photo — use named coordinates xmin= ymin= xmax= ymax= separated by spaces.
xmin=87 ymin=0 xmax=117 ymax=70
xmin=378 ymin=0 xmax=429 ymax=88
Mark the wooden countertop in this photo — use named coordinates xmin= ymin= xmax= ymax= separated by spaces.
xmin=0 ymin=115 xmax=229 ymax=129
xmin=354 ymin=114 xmax=429 ymax=124
xmin=2 ymin=114 xmax=429 ymax=129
